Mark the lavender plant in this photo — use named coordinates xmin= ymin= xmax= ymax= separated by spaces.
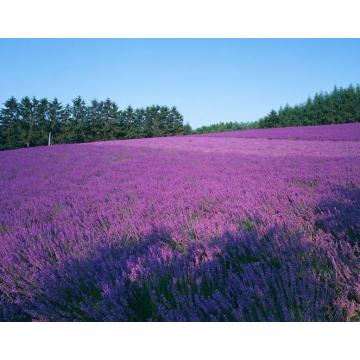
xmin=0 ymin=123 xmax=359 ymax=321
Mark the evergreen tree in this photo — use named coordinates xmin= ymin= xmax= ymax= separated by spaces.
xmin=34 ymin=98 xmax=50 ymax=145
xmin=58 ymin=104 xmax=72 ymax=144
xmin=170 ymin=106 xmax=184 ymax=135
xmin=133 ymin=108 xmax=146 ymax=138
xmin=48 ymin=98 xmax=64 ymax=145
xmin=123 ymin=106 xmax=136 ymax=139
xmin=183 ymin=122 xmax=193 ymax=135
xmin=102 ymin=99 xmax=119 ymax=140
xmin=19 ymin=97 xmax=36 ymax=148
xmin=88 ymin=100 xmax=103 ymax=141
xmin=0 ymin=97 xmax=19 ymax=150
xmin=70 ymin=96 xmax=88 ymax=143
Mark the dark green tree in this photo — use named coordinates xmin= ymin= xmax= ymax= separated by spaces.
xmin=48 ymin=98 xmax=64 ymax=145
xmin=19 ymin=97 xmax=37 ymax=148
xmin=70 ymin=96 xmax=88 ymax=143
xmin=0 ymin=97 xmax=20 ymax=150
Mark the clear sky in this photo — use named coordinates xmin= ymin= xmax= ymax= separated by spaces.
xmin=0 ymin=38 xmax=360 ymax=128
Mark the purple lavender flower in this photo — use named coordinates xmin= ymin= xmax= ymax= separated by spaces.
xmin=0 ymin=123 xmax=359 ymax=321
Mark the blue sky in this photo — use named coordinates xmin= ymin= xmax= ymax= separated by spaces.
xmin=0 ymin=39 xmax=360 ymax=128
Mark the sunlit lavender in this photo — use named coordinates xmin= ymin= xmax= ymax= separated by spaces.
xmin=0 ymin=123 xmax=359 ymax=321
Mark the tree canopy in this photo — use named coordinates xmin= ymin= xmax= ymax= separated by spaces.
xmin=0 ymin=97 xmax=189 ymax=150
xmin=2 ymin=85 xmax=360 ymax=149
xmin=194 ymin=84 xmax=360 ymax=134
xmin=257 ymin=84 xmax=360 ymax=129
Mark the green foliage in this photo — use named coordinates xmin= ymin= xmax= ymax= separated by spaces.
xmin=257 ymin=85 xmax=360 ymax=129
xmin=194 ymin=84 xmax=360 ymax=134
xmin=0 ymin=97 xmax=190 ymax=150
xmin=194 ymin=121 xmax=253 ymax=134
xmin=2 ymin=84 xmax=359 ymax=147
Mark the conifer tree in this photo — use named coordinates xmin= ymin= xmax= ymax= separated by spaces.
xmin=0 ymin=97 xmax=19 ymax=149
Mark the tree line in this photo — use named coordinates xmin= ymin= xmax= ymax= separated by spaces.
xmin=0 ymin=96 xmax=191 ymax=150
xmin=194 ymin=84 xmax=360 ymax=134
xmin=194 ymin=121 xmax=254 ymax=134
xmin=2 ymin=85 xmax=360 ymax=148
xmin=257 ymin=84 xmax=360 ymax=128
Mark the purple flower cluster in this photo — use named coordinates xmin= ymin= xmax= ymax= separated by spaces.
xmin=0 ymin=123 xmax=359 ymax=321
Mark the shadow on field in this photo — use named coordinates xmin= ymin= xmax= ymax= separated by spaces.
xmin=315 ymin=185 xmax=360 ymax=247
xmin=0 ymin=299 xmax=31 ymax=322
xmin=1 ymin=187 xmax=359 ymax=322
xmin=16 ymin=228 xmax=348 ymax=322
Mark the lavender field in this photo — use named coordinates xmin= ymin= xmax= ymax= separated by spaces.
xmin=0 ymin=123 xmax=359 ymax=321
